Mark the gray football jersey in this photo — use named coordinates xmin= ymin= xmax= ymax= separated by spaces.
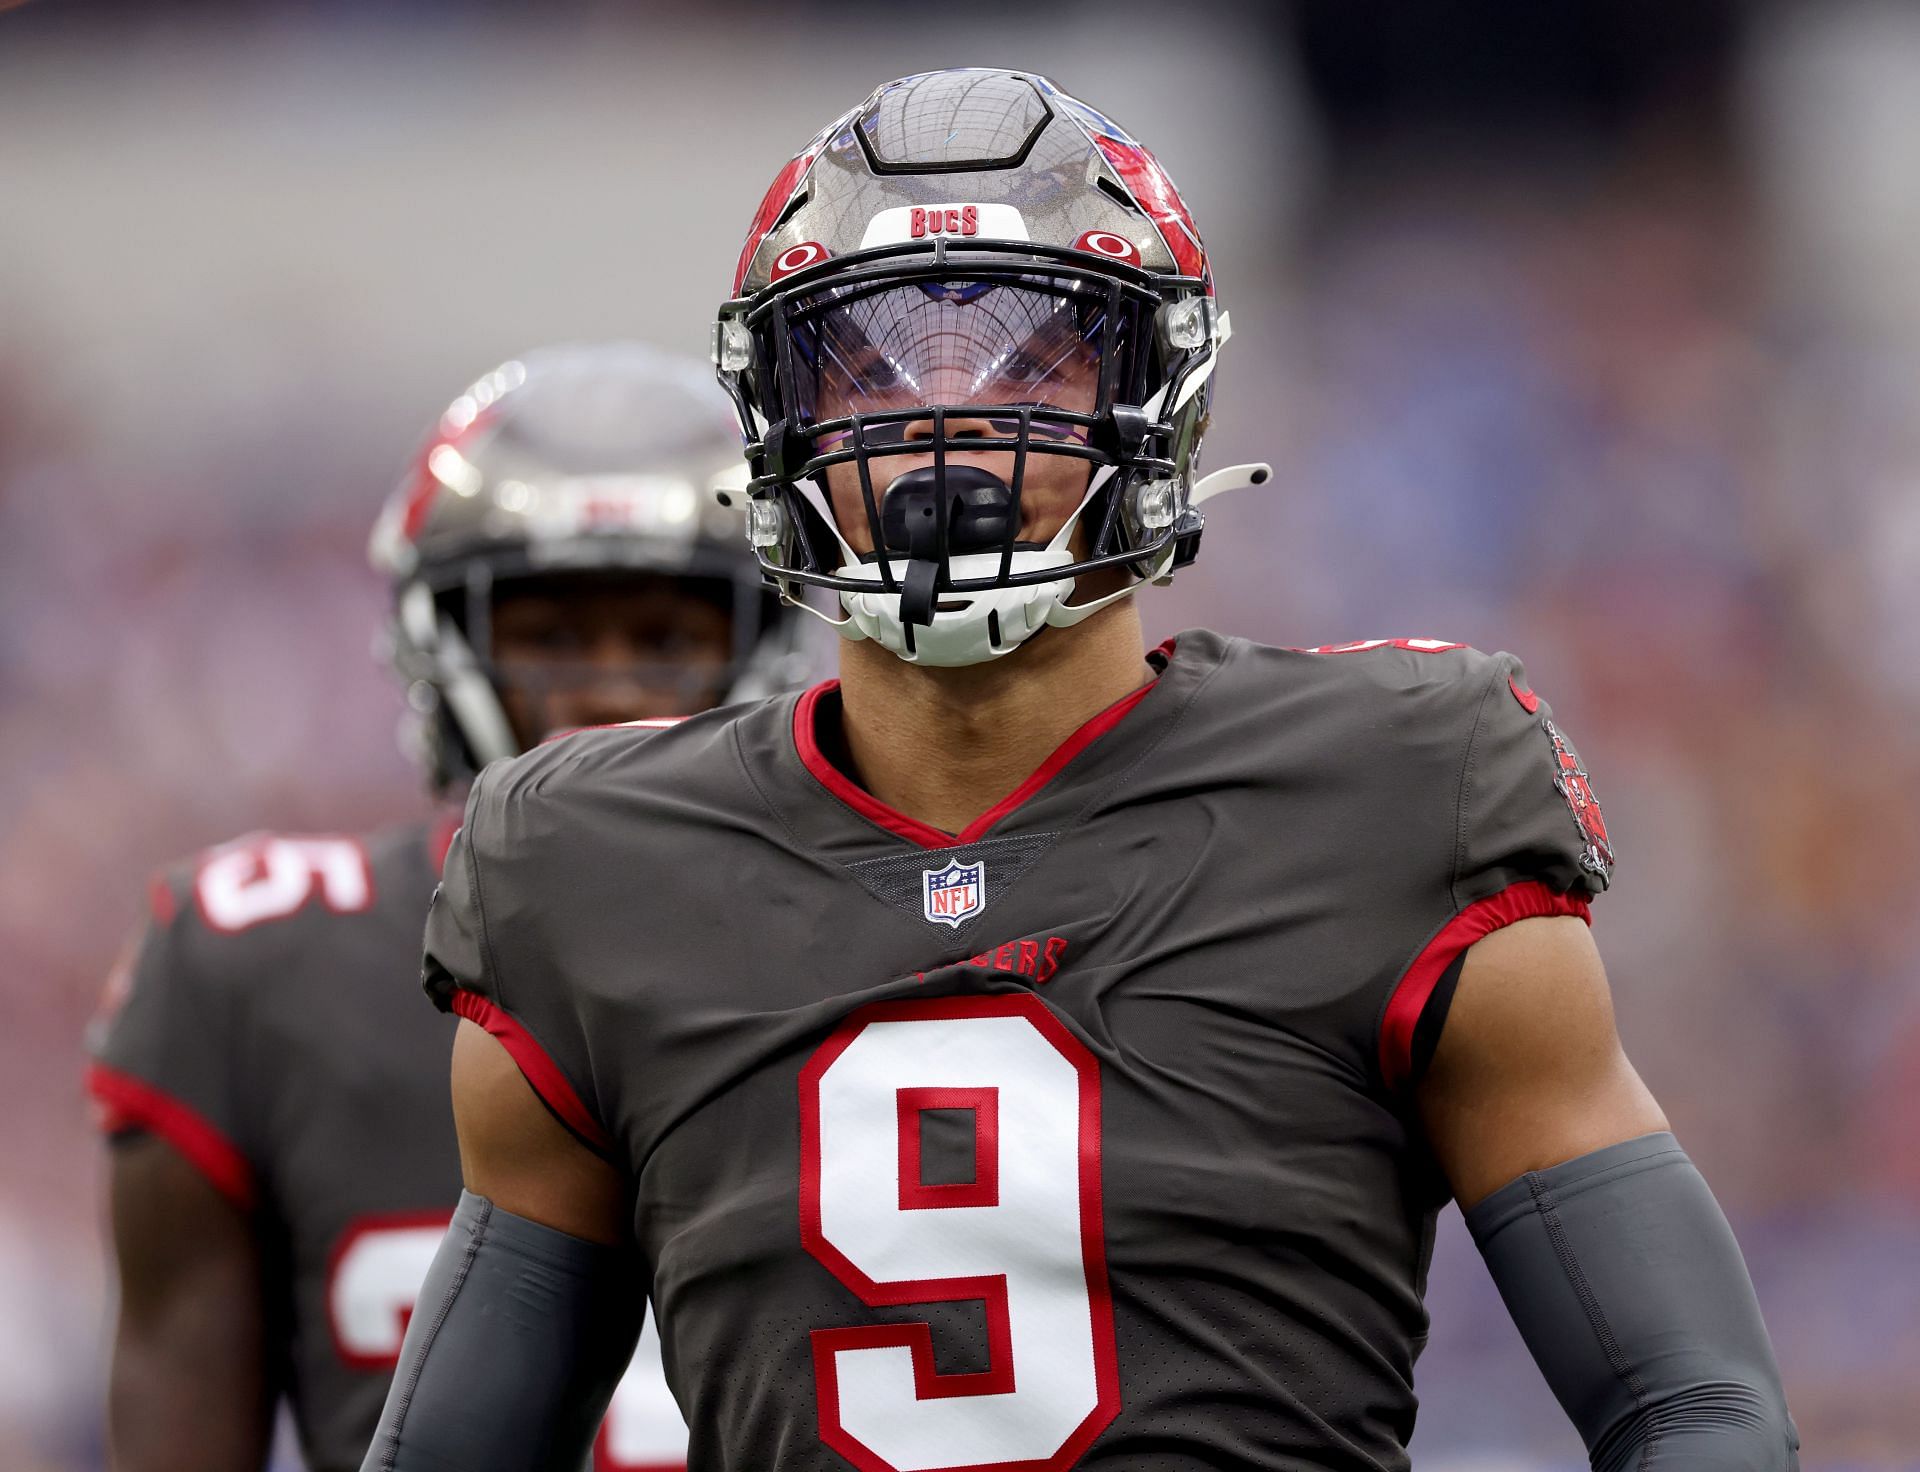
xmin=89 ymin=819 xmax=687 ymax=1472
xmin=423 ymin=630 xmax=1613 ymax=1472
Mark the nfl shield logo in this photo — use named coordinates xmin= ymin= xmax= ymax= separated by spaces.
xmin=921 ymin=859 xmax=986 ymax=928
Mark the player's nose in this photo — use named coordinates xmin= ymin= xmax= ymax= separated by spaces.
xmin=888 ymin=413 xmax=1019 ymax=484
xmin=902 ymin=411 xmax=1004 ymax=442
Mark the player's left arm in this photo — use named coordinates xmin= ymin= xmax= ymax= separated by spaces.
xmin=1418 ymin=914 xmax=1800 ymax=1470
xmin=1417 ymin=915 xmax=1664 ymax=1204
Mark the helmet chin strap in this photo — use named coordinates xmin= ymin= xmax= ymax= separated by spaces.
xmin=778 ymin=455 xmax=1276 ymax=665
xmin=400 ymin=582 xmax=521 ymax=767
xmin=434 ymin=616 xmax=522 ymax=766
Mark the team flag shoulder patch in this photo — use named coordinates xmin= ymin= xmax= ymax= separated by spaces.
xmin=1543 ymin=718 xmax=1615 ymax=881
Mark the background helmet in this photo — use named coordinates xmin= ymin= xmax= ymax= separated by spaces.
xmin=370 ymin=342 xmax=804 ymax=788
xmin=714 ymin=67 xmax=1246 ymax=667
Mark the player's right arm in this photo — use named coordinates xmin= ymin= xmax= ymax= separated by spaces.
xmin=88 ymin=874 xmax=277 ymax=1472
xmin=363 ymin=779 xmax=645 ymax=1472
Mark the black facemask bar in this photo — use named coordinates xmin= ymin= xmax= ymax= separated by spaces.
xmin=426 ymin=548 xmax=776 ymax=676
xmin=719 ymin=239 xmax=1213 ymax=601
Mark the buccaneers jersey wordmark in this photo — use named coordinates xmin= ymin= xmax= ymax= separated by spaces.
xmin=424 ymin=632 xmax=1612 ymax=1472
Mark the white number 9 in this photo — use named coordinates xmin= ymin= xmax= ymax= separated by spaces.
xmin=800 ymin=994 xmax=1119 ymax=1472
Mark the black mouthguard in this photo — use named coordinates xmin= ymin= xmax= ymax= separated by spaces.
xmin=879 ymin=465 xmax=1017 ymax=626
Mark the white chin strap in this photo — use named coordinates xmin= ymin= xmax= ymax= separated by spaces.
xmin=780 ymin=458 xmax=1274 ymax=670
xmin=815 ymin=465 xmax=1170 ymax=668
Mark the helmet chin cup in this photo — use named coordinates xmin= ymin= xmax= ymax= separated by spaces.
xmin=837 ymin=547 xmax=1078 ymax=666
xmin=837 ymin=462 xmax=1073 ymax=667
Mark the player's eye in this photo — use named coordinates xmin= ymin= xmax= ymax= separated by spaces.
xmin=1000 ymin=351 xmax=1051 ymax=384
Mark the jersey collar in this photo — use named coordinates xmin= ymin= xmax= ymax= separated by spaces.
xmin=787 ymin=634 xmax=1211 ymax=851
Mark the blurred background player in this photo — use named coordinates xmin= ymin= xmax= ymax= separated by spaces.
xmin=83 ymin=343 xmax=806 ymax=1472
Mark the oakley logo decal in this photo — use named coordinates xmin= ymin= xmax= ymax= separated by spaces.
xmin=1073 ymin=230 xmax=1141 ymax=266
xmin=771 ymin=241 xmax=830 ymax=281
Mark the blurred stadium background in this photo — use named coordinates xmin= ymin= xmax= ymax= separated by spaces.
xmin=3 ymin=1 xmax=1916 ymax=1467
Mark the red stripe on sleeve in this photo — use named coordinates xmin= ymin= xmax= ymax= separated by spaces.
xmin=449 ymin=990 xmax=613 ymax=1154
xmin=84 ymin=1062 xmax=256 ymax=1211
xmin=1379 ymin=881 xmax=1592 ymax=1092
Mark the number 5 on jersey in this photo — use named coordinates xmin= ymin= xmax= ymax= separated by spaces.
xmin=799 ymin=994 xmax=1120 ymax=1472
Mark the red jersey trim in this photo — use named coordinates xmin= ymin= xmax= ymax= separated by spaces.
xmin=1378 ymin=880 xmax=1593 ymax=1092
xmin=792 ymin=675 xmax=1159 ymax=851
xmin=427 ymin=811 xmax=462 ymax=878
xmin=147 ymin=872 xmax=178 ymax=926
xmin=449 ymin=989 xmax=613 ymax=1154
xmin=84 ymin=1062 xmax=256 ymax=1211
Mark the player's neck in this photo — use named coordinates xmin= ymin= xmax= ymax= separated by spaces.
xmin=832 ymin=601 xmax=1153 ymax=836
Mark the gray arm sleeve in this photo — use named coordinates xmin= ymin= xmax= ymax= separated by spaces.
xmin=361 ymin=1191 xmax=646 ymax=1472
xmin=1465 ymin=1132 xmax=1799 ymax=1471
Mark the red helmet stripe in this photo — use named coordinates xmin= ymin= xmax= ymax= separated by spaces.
xmin=398 ymin=403 xmax=499 ymax=543
xmin=398 ymin=444 xmax=441 ymax=544
xmin=1091 ymin=134 xmax=1209 ymax=284
xmin=733 ymin=146 xmax=819 ymax=296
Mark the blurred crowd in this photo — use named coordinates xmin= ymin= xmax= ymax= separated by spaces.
xmin=2 ymin=2 xmax=1916 ymax=1467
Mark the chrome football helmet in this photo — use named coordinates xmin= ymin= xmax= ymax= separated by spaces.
xmin=714 ymin=68 xmax=1267 ymax=667
xmin=370 ymin=342 xmax=807 ymax=788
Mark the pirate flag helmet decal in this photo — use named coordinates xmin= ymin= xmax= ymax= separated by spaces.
xmin=714 ymin=68 xmax=1270 ymax=667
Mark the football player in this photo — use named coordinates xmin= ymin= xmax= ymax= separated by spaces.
xmin=88 ymin=344 xmax=804 ymax=1472
xmin=371 ymin=73 xmax=1799 ymax=1472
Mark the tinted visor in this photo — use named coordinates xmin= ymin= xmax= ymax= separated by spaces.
xmin=786 ymin=279 xmax=1137 ymax=449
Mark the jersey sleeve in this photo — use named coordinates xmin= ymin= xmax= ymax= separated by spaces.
xmin=1456 ymin=653 xmax=1614 ymax=903
xmin=85 ymin=875 xmax=258 ymax=1209
xmin=424 ymin=767 xmax=616 ymax=1156
xmin=1378 ymin=652 xmax=1617 ymax=1090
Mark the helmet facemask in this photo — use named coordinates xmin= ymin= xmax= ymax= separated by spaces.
xmin=723 ymin=244 xmax=1216 ymax=667
xmin=388 ymin=548 xmax=792 ymax=789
